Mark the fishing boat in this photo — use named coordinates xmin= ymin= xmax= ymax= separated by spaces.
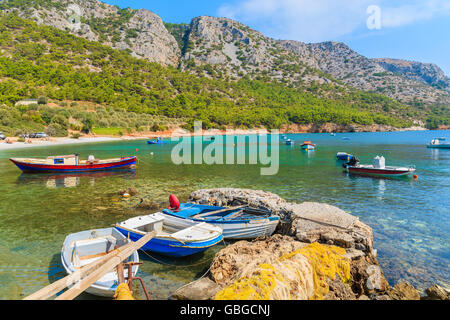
xmin=336 ymin=152 xmax=354 ymax=161
xmin=10 ymin=155 xmax=137 ymax=173
xmin=285 ymin=139 xmax=294 ymax=145
xmin=344 ymin=156 xmax=416 ymax=178
xmin=427 ymin=138 xmax=450 ymax=149
xmin=115 ymin=212 xmax=223 ymax=257
xmin=61 ymin=228 xmax=140 ymax=298
xmin=147 ymin=138 xmax=166 ymax=145
xmin=301 ymin=141 xmax=316 ymax=150
xmin=161 ymin=198 xmax=280 ymax=240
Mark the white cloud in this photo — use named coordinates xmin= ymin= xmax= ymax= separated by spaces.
xmin=217 ymin=0 xmax=450 ymax=43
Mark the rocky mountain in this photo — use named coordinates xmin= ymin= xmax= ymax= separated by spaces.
xmin=374 ymin=58 xmax=450 ymax=92
xmin=0 ymin=0 xmax=180 ymax=66
xmin=1 ymin=0 xmax=449 ymax=108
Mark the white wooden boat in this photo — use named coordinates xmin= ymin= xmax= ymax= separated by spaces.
xmin=61 ymin=228 xmax=139 ymax=298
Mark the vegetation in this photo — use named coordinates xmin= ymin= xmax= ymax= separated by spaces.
xmin=0 ymin=13 xmax=447 ymax=137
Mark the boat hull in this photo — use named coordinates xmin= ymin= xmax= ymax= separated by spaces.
xmin=427 ymin=144 xmax=450 ymax=149
xmin=115 ymin=226 xmax=223 ymax=257
xmin=10 ymin=157 xmax=137 ymax=173
xmin=337 ymin=153 xmax=353 ymax=161
xmin=346 ymin=166 xmax=414 ymax=178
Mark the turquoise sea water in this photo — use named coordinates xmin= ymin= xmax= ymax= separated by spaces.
xmin=0 ymin=130 xmax=449 ymax=299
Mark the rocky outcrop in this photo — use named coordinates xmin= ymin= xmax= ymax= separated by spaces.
xmin=374 ymin=58 xmax=450 ymax=93
xmin=388 ymin=282 xmax=420 ymax=300
xmin=180 ymin=188 xmax=401 ymax=300
xmin=423 ymin=284 xmax=450 ymax=300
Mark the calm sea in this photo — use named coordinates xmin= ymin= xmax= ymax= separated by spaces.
xmin=0 ymin=130 xmax=448 ymax=299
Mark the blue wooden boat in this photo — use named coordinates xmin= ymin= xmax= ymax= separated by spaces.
xmin=147 ymin=138 xmax=166 ymax=145
xmin=61 ymin=227 xmax=140 ymax=297
xmin=285 ymin=139 xmax=294 ymax=145
xmin=337 ymin=152 xmax=354 ymax=161
xmin=162 ymin=204 xmax=280 ymax=240
xmin=115 ymin=212 xmax=223 ymax=257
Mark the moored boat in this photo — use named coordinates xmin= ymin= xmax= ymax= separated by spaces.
xmin=344 ymin=156 xmax=416 ymax=178
xmin=336 ymin=152 xmax=354 ymax=161
xmin=10 ymin=155 xmax=137 ymax=173
xmin=115 ymin=212 xmax=223 ymax=257
xmin=285 ymin=139 xmax=294 ymax=145
xmin=427 ymin=138 xmax=450 ymax=149
xmin=301 ymin=141 xmax=316 ymax=150
xmin=161 ymin=200 xmax=280 ymax=240
xmin=147 ymin=138 xmax=166 ymax=145
xmin=61 ymin=227 xmax=140 ymax=298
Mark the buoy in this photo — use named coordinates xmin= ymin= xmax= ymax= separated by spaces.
xmin=413 ymin=174 xmax=418 ymax=179
xmin=150 ymin=152 xmax=154 ymax=155
xmin=169 ymin=194 xmax=180 ymax=210
xmin=122 ymin=193 xmax=131 ymax=199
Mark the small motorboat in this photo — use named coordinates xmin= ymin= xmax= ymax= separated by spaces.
xmin=285 ymin=139 xmax=294 ymax=145
xmin=427 ymin=138 xmax=450 ymax=149
xmin=10 ymin=155 xmax=137 ymax=173
xmin=331 ymin=133 xmax=336 ymax=136
xmin=147 ymin=138 xmax=166 ymax=145
xmin=336 ymin=152 xmax=354 ymax=161
xmin=161 ymin=199 xmax=280 ymax=240
xmin=115 ymin=212 xmax=223 ymax=257
xmin=342 ymin=137 xmax=350 ymax=141
xmin=61 ymin=228 xmax=140 ymax=298
xmin=344 ymin=156 xmax=416 ymax=178
xmin=301 ymin=141 xmax=316 ymax=150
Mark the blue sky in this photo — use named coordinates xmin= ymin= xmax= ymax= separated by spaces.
xmin=104 ymin=0 xmax=450 ymax=75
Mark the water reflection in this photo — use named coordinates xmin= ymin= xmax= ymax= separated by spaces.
xmin=16 ymin=170 xmax=137 ymax=188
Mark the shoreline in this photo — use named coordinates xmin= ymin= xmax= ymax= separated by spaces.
xmin=0 ymin=126 xmax=444 ymax=151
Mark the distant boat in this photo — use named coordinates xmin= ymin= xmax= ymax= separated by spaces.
xmin=336 ymin=152 xmax=354 ymax=161
xmin=61 ymin=227 xmax=140 ymax=298
xmin=285 ymin=139 xmax=294 ymax=145
xmin=342 ymin=137 xmax=350 ymax=141
xmin=115 ymin=212 xmax=223 ymax=257
xmin=147 ymin=138 xmax=166 ymax=145
xmin=344 ymin=156 xmax=416 ymax=178
xmin=301 ymin=141 xmax=316 ymax=150
xmin=10 ymin=155 xmax=137 ymax=173
xmin=427 ymin=138 xmax=450 ymax=149
xmin=281 ymin=135 xmax=287 ymax=140
xmin=162 ymin=203 xmax=280 ymax=240
xmin=331 ymin=133 xmax=336 ymax=136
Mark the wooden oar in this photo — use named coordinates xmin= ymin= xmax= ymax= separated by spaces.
xmin=24 ymin=231 xmax=155 ymax=300
xmin=192 ymin=205 xmax=247 ymax=219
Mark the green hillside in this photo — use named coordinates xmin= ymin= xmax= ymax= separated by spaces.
xmin=0 ymin=13 xmax=446 ymax=136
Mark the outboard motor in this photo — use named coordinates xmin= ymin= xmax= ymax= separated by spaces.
xmin=343 ymin=156 xmax=360 ymax=168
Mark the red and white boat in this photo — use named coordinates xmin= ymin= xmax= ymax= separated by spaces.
xmin=301 ymin=141 xmax=316 ymax=150
xmin=344 ymin=156 xmax=416 ymax=178
xmin=10 ymin=154 xmax=137 ymax=173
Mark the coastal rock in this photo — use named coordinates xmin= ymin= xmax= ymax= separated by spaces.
xmin=388 ymin=282 xmax=421 ymax=300
xmin=324 ymin=279 xmax=357 ymax=300
xmin=350 ymin=256 xmax=389 ymax=296
xmin=170 ymin=278 xmax=220 ymax=300
xmin=424 ymin=284 xmax=450 ymax=300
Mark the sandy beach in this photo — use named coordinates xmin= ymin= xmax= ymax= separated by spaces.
xmin=0 ymin=136 xmax=128 ymax=151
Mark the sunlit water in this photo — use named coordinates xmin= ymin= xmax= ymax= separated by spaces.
xmin=0 ymin=130 xmax=449 ymax=299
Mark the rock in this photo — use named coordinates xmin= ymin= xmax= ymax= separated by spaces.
xmin=320 ymin=230 xmax=354 ymax=248
xmin=128 ymin=188 xmax=138 ymax=196
xmin=388 ymin=282 xmax=420 ymax=300
xmin=170 ymin=278 xmax=220 ymax=300
xmin=122 ymin=193 xmax=131 ymax=199
xmin=350 ymin=257 xmax=389 ymax=296
xmin=324 ymin=279 xmax=357 ymax=300
xmin=424 ymin=285 xmax=450 ymax=300
xmin=137 ymin=199 xmax=161 ymax=210
xmin=358 ymin=295 xmax=370 ymax=300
